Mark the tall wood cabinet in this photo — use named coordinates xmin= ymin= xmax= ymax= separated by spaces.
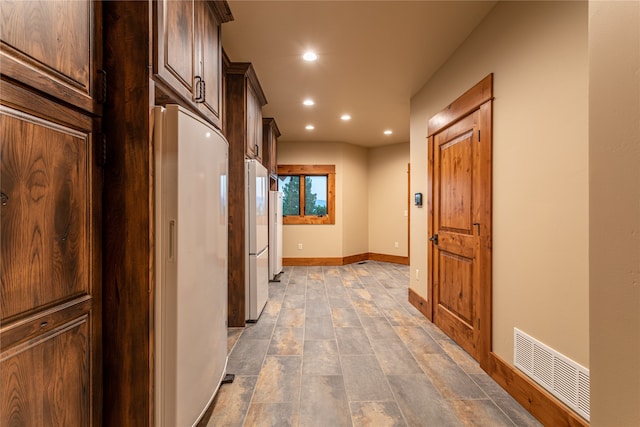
xmin=224 ymin=61 xmax=267 ymax=326
xmin=0 ymin=1 xmax=103 ymax=425
xmin=102 ymin=1 xmax=232 ymax=425
xmin=262 ymin=117 xmax=281 ymax=190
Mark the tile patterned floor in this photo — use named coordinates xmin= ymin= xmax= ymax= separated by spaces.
xmin=207 ymin=262 xmax=542 ymax=427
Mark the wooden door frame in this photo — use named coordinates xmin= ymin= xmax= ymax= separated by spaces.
xmin=427 ymin=74 xmax=493 ymax=369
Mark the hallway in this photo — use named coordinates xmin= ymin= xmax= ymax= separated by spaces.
xmin=208 ymin=262 xmax=541 ymax=426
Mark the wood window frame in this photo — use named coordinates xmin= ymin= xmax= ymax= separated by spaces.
xmin=277 ymin=164 xmax=335 ymax=225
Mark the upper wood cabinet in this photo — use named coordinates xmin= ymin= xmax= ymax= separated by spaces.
xmin=0 ymin=0 xmax=103 ymax=114
xmin=224 ymin=62 xmax=267 ymax=161
xmin=154 ymin=0 xmax=232 ymax=129
xmin=262 ymin=117 xmax=281 ymax=185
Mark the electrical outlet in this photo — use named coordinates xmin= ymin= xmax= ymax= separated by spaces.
xmin=394 ymin=241 xmax=399 ymax=248
xmin=415 ymin=269 xmax=420 ymax=280
xmin=298 ymin=243 xmax=303 ymax=250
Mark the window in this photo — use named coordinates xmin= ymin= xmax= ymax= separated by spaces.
xmin=277 ymin=165 xmax=335 ymax=224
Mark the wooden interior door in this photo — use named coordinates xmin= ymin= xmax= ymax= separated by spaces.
xmin=428 ymin=74 xmax=492 ymax=366
xmin=0 ymin=82 xmax=102 ymax=426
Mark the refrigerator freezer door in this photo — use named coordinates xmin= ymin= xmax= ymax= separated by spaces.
xmin=246 ymin=159 xmax=269 ymax=254
xmin=269 ymin=191 xmax=283 ymax=279
xmin=247 ymin=247 xmax=269 ymax=320
xmin=154 ymin=105 xmax=229 ymax=427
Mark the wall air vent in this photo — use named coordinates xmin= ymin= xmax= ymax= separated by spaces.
xmin=514 ymin=328 xmax=590 ymax=421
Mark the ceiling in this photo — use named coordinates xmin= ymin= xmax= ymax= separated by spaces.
xmin=222 ymin=1 xmax=496 ymax=148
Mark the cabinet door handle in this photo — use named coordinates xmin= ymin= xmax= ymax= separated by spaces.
xmin=255 ymin=143 xmax=259 ymax=157
xmin=194 ymin=76 xmax=205 ymax=103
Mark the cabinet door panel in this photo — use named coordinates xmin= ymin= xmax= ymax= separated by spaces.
xmin=156 ymin=0 xmax=195 ymax=101
xmin=198 ymin=1 xmax=222 ymax=127
xmin=246 ymin=84 xmax=263 ymax=160
xmin=1 ymin=109 xmax=89 ymax=321
xmin=0 ymin=0 xmax=100 ymax=113
xmin=1 ymin=316 xmax=91 ymax=427
xmin=0 ymin=82 xmax=101 ymax=426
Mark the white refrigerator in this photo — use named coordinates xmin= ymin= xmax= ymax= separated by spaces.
xmin=269 ymin=190 xmax=283 ymax=280
xmin=246 ymin=159 xmax=269 ymax=321
xmin=153 ymin=105 xmax=228 ymax=427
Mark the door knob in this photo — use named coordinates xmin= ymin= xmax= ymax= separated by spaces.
xmin=429 ymin=234 xmax=438 ymax=245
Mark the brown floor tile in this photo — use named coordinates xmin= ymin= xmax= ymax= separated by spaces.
xmin=350 ymin=401 xmax=407 ymax=427
xmin=299 ymin=375 xmax=352 ymax=427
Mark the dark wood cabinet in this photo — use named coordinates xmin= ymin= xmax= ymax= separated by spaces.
xmin=0 ymin=0 xmax=103 ymax=115
xmin=262 ymin=117 xmax=281 ymax=190
xmin=0 ymin=80 xmax=102 ymax=426
xmin=224 ymin=61 xmax=267 ymax=326
xmin=1 ymin=1 xmax=103 ymax=425
xmin=154 ymin=0 xmax=232 ymax=129
xmin=101 ymin=1 xmax=232 ymax=425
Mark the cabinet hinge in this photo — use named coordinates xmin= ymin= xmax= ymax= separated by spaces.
xmin=97 ymin=69 xmax=107 ymax=104
xmin=97 ymin=133 xmax=107 ymax=167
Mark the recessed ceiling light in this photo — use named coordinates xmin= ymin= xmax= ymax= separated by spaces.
xmin=341 ymin=114 xmax=351 ymax=121
xmin=303 ymin=51 xmax=318 ymax=61
xmin=384 ymin=130 xmax=393 ymax=135
xmin=305 ymin=125 xmax=315 ymax=130
xmin=303 ymin=99 xmax=315 ymax=106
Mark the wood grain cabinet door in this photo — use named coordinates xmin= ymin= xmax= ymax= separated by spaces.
xmin=155 ymin=0 xmax=196 ymax=103
xmin=0 ymin=83 xmax=102 ymax=427
xmin=246 ymin=83 xmax=263 ymax=161
xmin=0 ymin=0 xmax=102 ymax=114
xmin=196 ymin=0 xmax=223 ymax=129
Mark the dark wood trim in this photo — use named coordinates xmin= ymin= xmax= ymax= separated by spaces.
xmin=209 ymin=0 xmax=234 ymax=23
xmin=102 ymin=1 xmax=153 ymax=425
xmin=477 ymin=99 xmax=494 ymax=368
xmin=487 ymin=353 xmax=589 ymax=427
xmin=408 ymin=288 xmax=430 ymax=319
xmin=343 ymin=253 xmax=370 ymax=265
xmin=283 ymin=253 xmax=408 ymax=267
xmin=368 ymin=253 xmax=409 ymax=265
xmin=223 ymin=62 xmax=267 ymax=106
xmin=278 ymin=165 xmax=335 ymax=175
xmin=283 ymin=257 xmax=345 ymax=266
xmin=278 ymin=165 xmax=336 ymax=225
xmin=427 ymin=74 xmax=493 ymax=137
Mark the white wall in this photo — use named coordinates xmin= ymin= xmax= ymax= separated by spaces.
xmin=368 ymin=143 xmax=409 ymax=257
xmin=341 ymin=142 xmax=369 ymax=257
xmin=278 ymin=141 xmax=344 ymax=258
xmin=410 ymin=1 xmax=589 ymax=366
xmin=278 ymin=141 xmax=408 ymax=260
xmin=589 ymin=1 xmax=640 ymax=425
